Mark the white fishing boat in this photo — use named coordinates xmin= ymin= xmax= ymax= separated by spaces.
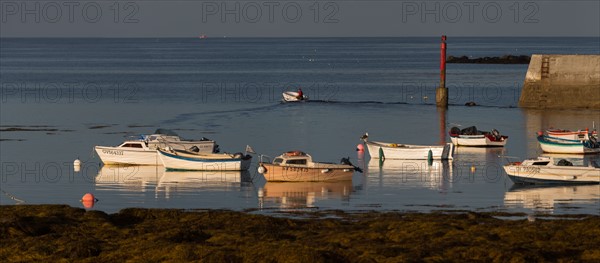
xmin=361 ymin=133 xmax=454 ymax=160
xmin=537 ymin=135 xmax=600 ymax=154
xmin=448 ymin=126 xmax=508 ymax=147
xmin=257 ymin=151 xmax=359 ymax=182
xmin=282 ymin=91 xmax=308 ymax=102
xmin=95 ymin=140 xmax=162 ymax=165
xmin=546 ymin=129 xmax=597 ymax=141
xmin=503 ymin=156 xmax=600 ymax=184
xmin=95 ymin=129 xmax=218 ymax=165
xmin=158 ymin=148 xmax=252 ymax=171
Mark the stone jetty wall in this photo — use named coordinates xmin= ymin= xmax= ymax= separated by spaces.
xmin=519 ymin=54 xmax=600 ymax=109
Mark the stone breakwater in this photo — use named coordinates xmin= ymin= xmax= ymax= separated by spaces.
xmin=520 ymin=54 xmax=600 ymax=109
xmin=447 ymin=55 xmax=531 ymax=64
xmin=1 ymin=205 xmax=600 ymax=262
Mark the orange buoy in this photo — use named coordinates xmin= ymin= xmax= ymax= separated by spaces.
xmin=356 ymin=144 xmax=364 ymax=152
xmin=81 ymin=193 xmax=97 ymax=209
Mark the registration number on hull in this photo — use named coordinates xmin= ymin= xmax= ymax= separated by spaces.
xmin=283 ymin=167 xmax=309 ymax=172
xmin=102 ymin=149 xmax=124 ymax=156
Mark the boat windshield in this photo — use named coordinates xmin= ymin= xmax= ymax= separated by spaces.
xmin=121 ymin=143 xmax=144 ymax=148
xmin=273 ymin=158 xmax=283 ymax=164
xmin=532 ymin=161 xmax=550 ymax=165
xmin=286 ymin=159 xmax=307 ymax=165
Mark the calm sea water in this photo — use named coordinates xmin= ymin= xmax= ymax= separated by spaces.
xmin=1 ymin=37 xmax=599 ymax=215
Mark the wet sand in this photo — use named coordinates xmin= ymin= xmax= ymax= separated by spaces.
xmin=1 ymin=205 xmax=599 ymax=262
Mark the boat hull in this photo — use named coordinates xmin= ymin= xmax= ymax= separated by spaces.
xmin=537 ymin=136 xmax=600 ymax=154
xmin=259 ymin=163 xmax=353 ymax=182
xmin=450 ymin=135 xmax=507 ymax=147
xmin=282 ymin=92 xmax=308 ymax=102
xmin=504 ymin=165 xmax=600 ymax=184
xmin=95 ymin=146 xmax=160 ymax=165
xmin=158 ymin=150 xmax=251 ymax=171
xmin=365 ymin=141 xmax=454 ymax=160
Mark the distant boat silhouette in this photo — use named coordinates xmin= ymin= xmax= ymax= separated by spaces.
xmin=199 ymin=34 xmax=207 ymax=39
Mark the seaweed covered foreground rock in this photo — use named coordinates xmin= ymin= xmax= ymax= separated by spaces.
xmin=1 ymin=205 xmax=600 ymax=262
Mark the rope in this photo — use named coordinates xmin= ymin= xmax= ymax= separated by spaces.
xmin=0 ymin=188 xmax=25 ymax=204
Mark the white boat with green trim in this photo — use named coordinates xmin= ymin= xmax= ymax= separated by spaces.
xmin=158 ymin=148 xmax=252 ymax=171
xmin=537 ymin=135 xmax=600 ymax=154
xmin=361 ymin=133 xmax=454 ymax=160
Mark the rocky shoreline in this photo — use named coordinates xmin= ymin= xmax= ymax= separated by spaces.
xmin=447 ymin=55 xmax=531 ymax=64
xmin=1 ymin=205 xmax=599 ymax=262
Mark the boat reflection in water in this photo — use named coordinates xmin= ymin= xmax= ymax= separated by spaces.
xmin=95 ymin=165 xmax=164 ymax=192
xmin=504 ymin=184 xmax=600 ymax=213
xmin=258 ymin=181 xmax=353 ymax=209
xmin=95 ymin=165 xmax=252 ymax=200
xmin=367 ymin=159 xmax=453 ymax=190
xmin=453 ymin=147 xmax=505 ymax=164
xmin=158 ymin=170 xmax=251 ymax=199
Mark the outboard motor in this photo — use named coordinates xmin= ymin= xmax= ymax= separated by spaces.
xmin=340 ymin=157 xmax=351 ymax=165
xmin=590 ymin=136 xmax=598 ymax=147
xmin=492 ymin=129 xmax=501 ymax=140
xmin=189 ymin=146 xmax=200 ymax=153
xmin=341 ymin=157 xmax=363 ymax=173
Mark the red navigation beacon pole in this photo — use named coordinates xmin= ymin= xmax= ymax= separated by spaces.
xmin=436 ymin=35 xmax=448 ymax=108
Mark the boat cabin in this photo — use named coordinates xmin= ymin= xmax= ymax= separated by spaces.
xmin=272 ymin=151 xmax=313 ymax=166
xmin=117 ymin=140 xmax=150 ymax=150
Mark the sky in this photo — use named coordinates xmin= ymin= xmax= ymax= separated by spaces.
xmin=0 ymin=0 xmax=599 ymax=37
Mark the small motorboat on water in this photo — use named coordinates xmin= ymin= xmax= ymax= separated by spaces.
xmin=95 ymin=129 xmax=218 ymax=165
xmin=448 ymin=126 xmax=508 ymax=147
xmin=257 ymin=151 xmax=360 ymax=182
xmin=282 ymin=91 xmax=308 ymax=102
xmin=503 ymin=156 xmax=600 ymax=184
xmin=537 ymin=134 xmax=600 ymax=154
xmin=158 ymin=148 xmax=252 ymax=171
xmin=361 ymin=133 xmax=454 ymax=160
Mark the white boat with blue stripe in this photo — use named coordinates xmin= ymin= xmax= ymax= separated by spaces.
xmin=537 ymin=135 xmax=600 ymax=154
xmin=158 ymin=148 xmax=252 ymax=171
